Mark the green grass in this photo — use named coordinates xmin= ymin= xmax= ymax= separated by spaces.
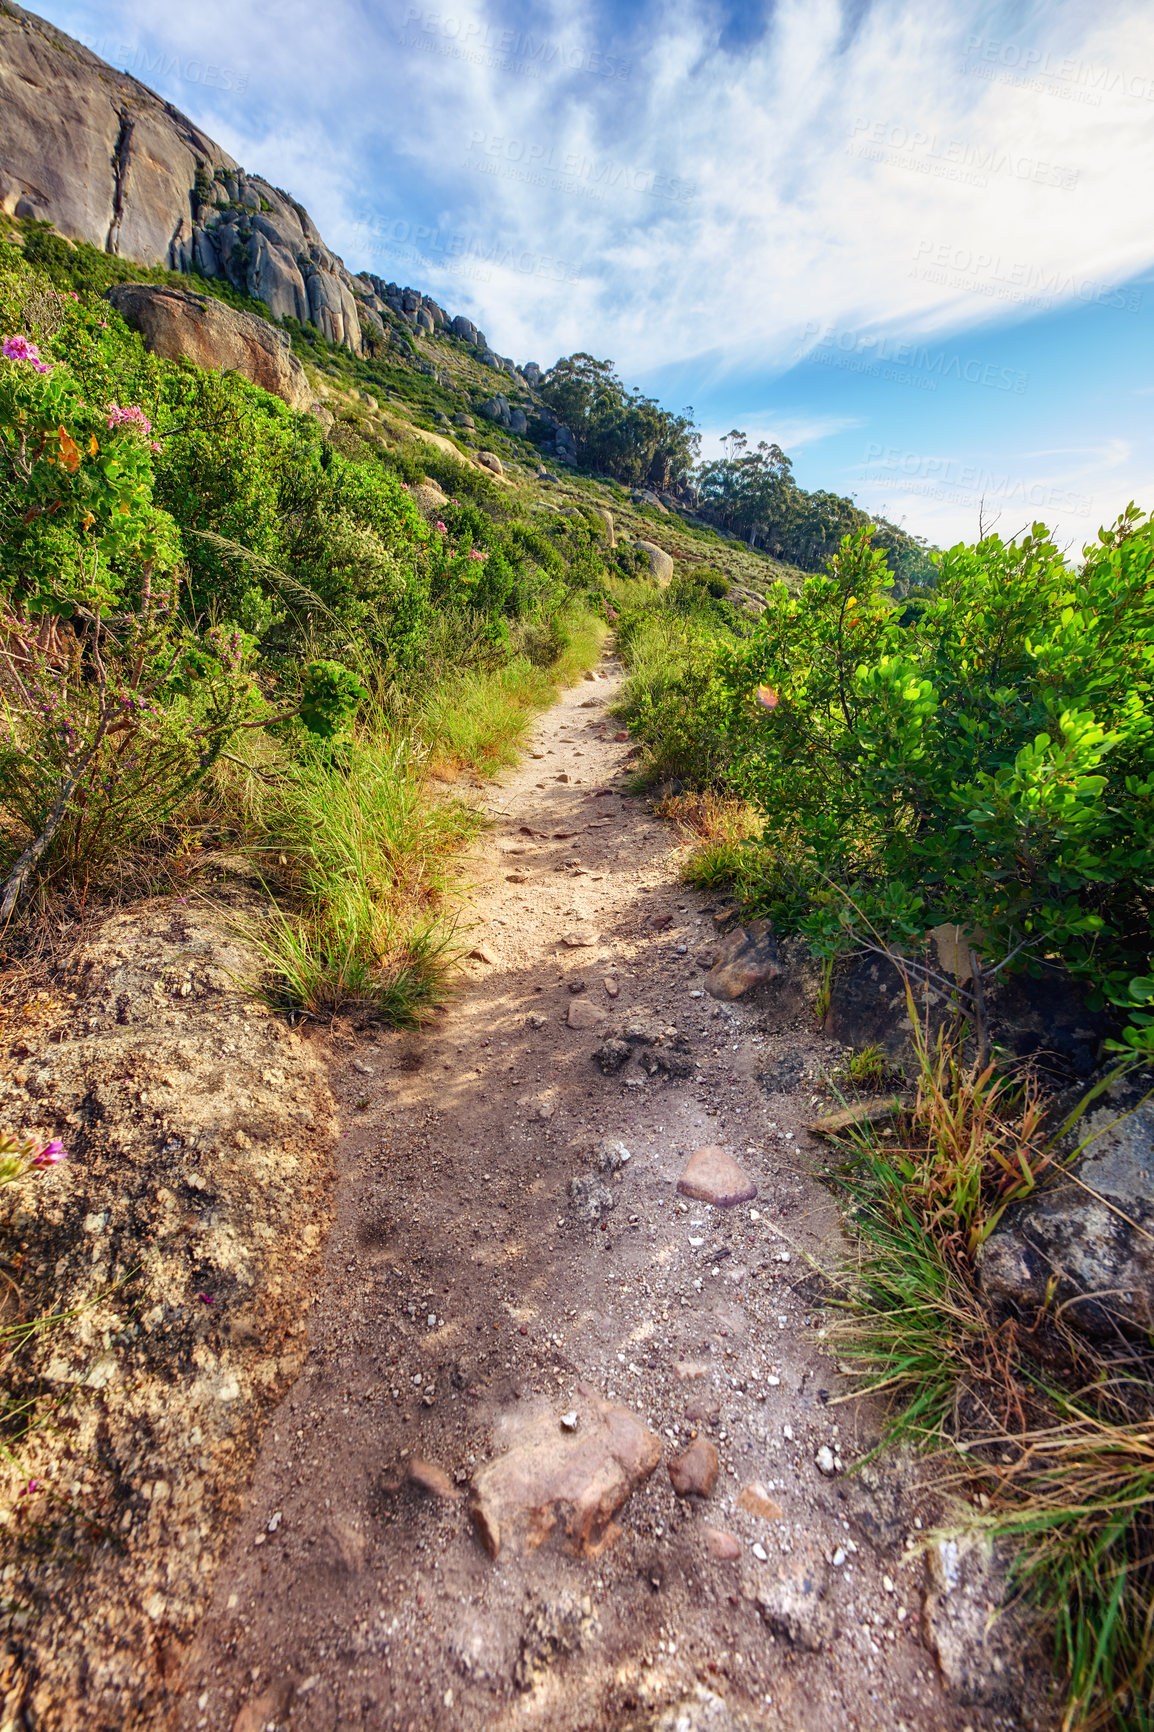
xmin=821 ymin=1015 xmax=1154 ymax=1731
xmin=227 ymin=606 xmax=605 ymax=1022
xmin=233 ymin=723 xmax=478 ymax=1023
xmin=421 ymin=604 xmax=606 ymax=777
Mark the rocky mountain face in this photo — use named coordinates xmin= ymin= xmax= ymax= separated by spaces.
xmin=0 ymin=3 xmax=533 ymax=377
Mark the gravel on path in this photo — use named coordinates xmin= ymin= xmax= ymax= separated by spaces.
xmin=176 ymin=654 xmax=1019 ymax=1732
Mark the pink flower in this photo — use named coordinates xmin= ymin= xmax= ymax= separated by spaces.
xmin=467 ymin=549 xmax=486 ymax=561
xmin=199 ymin=1293 xmax=214 ymax=1305
xmin=3 ymin=334 xmax=51 ymax=372
xmin=107 ymin=402 xmax=152 ymax=434
xmin=149 ymin=440 xmax=162 ymax=453
xmin=31 ymin=1139 xmax=68 ymax=1167
xmin=435 ymin=520 xmax=447 ymax=533
xmin=756 ymin=684 xmax=780 ymax=710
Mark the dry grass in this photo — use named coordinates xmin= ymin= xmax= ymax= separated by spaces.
xmin=823 ymin=979 xmax=1154 ymax=1728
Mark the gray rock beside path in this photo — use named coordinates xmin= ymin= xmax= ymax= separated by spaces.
xmin=980 ymin=1075 xmax=1154 ymax=1338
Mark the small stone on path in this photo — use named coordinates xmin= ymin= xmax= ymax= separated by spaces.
xmin=668 ymin=1437 xmax=719 ymax=1498
xmin=468 ymin=1383 xmax=661 ymax=1559
xmin=407 ymin=1458 xmax=460 ymax=1500
xmin=567 ymin=999 xmax=606 ymax=1030
xmin=703 ymin=1526 xmax=742 ymax=1561
xmin=677 ymin=1146 xmax=757 ymax=1208
xmin=469 ymin=944 xmax=497 ymax=964
xmin=562 ymin=929 xmax=597 ymax=948
xmin=569 ymin=1175 xmax=615 ymax=1223
xmin=738 ymin=1481 xmax=784 ymax=1520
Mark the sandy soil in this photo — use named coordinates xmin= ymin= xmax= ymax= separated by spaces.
xmin=172 ymin=656 xmax=1038 ymax=1732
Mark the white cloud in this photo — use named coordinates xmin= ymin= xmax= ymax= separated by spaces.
xmin=46 ymin=0 xmax=1154 ymax=373
xmin=36 ymin=0 xmax=1154 ymax=546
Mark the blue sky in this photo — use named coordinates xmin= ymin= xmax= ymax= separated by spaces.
xmin=38 ymin=0 xmax=1154 ymax=551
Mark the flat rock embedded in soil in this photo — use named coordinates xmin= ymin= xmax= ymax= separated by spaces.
xmin=676 ymin=1145 xmax=758 ymax=1207
xmin=745 ymin=1537 xmax=836 ymax=1652
xmin=468 ymin=1384 xmax=662 ymax=1558
xmin=0 ymin=899 xmax=337 ymax=1730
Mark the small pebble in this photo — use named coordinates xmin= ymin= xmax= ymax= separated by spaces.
xmin=752 ymin=1542 xmax=768 ymax=1562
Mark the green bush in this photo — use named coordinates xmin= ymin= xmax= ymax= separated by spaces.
xmin=715 ymin=519 xmax=1154 ymax=1041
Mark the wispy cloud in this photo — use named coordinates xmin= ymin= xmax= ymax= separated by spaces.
xmin=39 ymin=0 xmax=1154 ymax=545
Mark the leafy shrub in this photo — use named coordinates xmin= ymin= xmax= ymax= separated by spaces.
xmin=713 ymin=518 xmax=1154 ymax=1043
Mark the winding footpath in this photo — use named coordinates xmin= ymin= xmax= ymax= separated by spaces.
xmin=177 ymin=652 xmax=993 ymax=1732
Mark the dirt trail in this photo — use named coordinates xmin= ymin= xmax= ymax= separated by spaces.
xmin=175 ymin=655 xmax=999 ymax=1732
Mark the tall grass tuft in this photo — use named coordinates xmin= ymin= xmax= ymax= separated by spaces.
xmin=421 ymin=604 xmax=607 ymax=778
xmin=236 ymin=723 xmax=478 ymax=1023
xmin=824 ymin=988 xmax=1154 ymax=1728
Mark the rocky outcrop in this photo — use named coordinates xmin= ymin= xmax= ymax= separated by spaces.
xmin=0 ymin=897 xmax=338 ymax=1727
xmin=0 ymin=4 xmax=365 ymax=350
xmin=105 ymin=283 xmax=313 ymax=410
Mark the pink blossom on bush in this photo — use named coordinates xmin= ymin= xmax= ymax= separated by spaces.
xmin=2 ymin=334 xmax=51 ymax=372
xmin=107 ymin=402 xmax=153 ymax=434
xmin=435 ymin=520 xmax=447 ymax=532
xmin=467 ymin=549 xmax=486 ymax=561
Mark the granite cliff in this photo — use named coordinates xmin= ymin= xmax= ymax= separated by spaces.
xmin=0 ymin=2 xmax=488 ymax=360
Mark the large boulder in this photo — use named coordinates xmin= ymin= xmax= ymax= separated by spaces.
xmin=634 ymin=539 xmax=675 ymax=586
xmin=980 ymin=1074 xmax=1154 ymax=1339
xmin=105 ymin=284 xmax=312 ymax=411
xmin=0 ymin=6 xmax=362 ymax=350
xmin=0 ymin=3 xmax=230 ymax=264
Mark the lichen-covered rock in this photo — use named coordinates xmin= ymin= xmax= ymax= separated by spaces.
xmin=0 ymin=897 xmax=338 ymax=1728
xmin=569 ymin=1174 xmax=615 ymax=1223
xmin=923 ymin=1531 xmax=1021 ymax=1705
xmin=105 ymin=284 xmax=313 ymax=410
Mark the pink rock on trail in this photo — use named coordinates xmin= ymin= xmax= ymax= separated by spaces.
xmin=676 ymin=1146 xmax=757 ymax=1208
xmin=468 ymin=1383 xmax=661 ymax=1560
xmin=668 ymin=1437 xmax=719 ymax=1498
